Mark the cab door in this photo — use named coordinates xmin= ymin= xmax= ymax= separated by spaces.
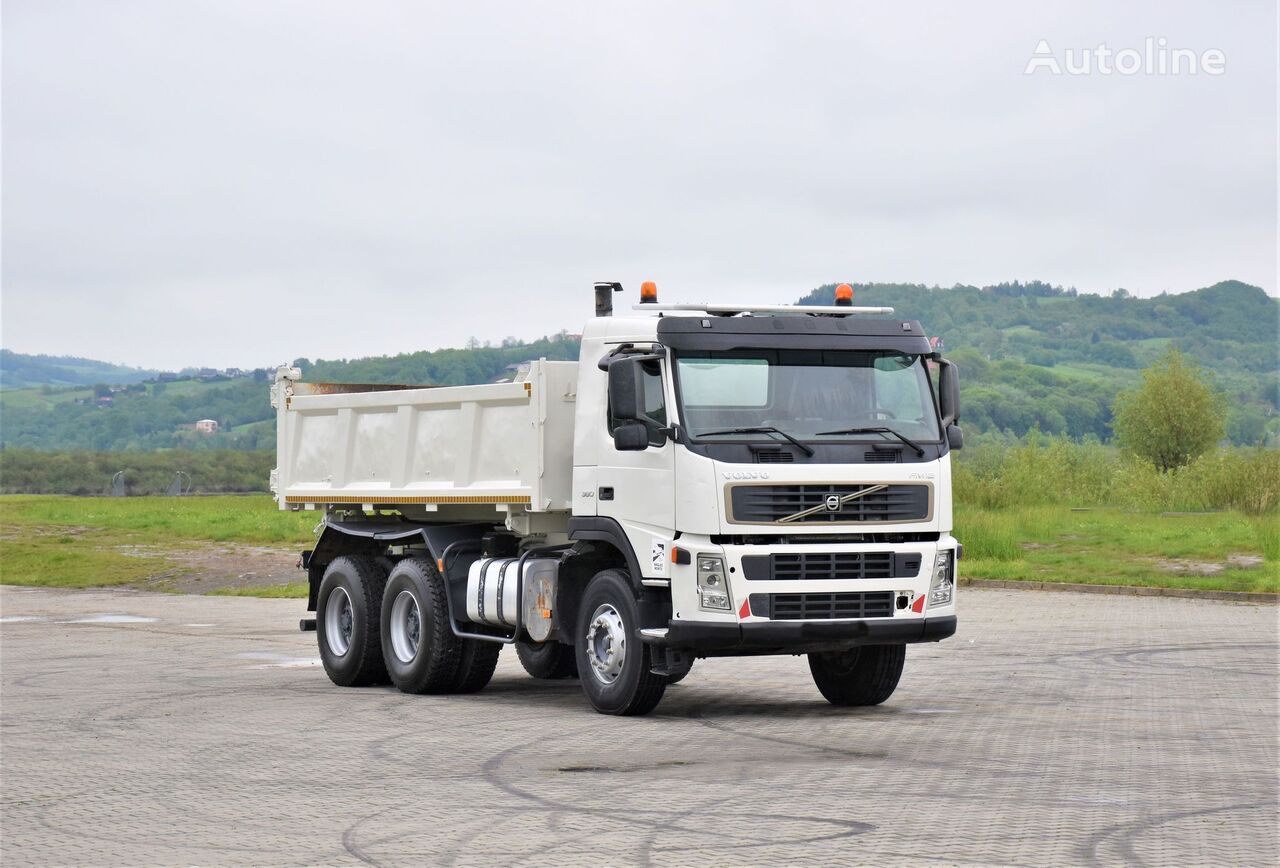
xmin=595 ymin=357 xmax=676 ymax=582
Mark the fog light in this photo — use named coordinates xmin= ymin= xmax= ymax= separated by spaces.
xmin=697 ymin=556 xmax=732 ymax=611
xmin=928 ymin=551 xmax=954 ymax=607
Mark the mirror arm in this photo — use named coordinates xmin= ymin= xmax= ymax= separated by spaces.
xmin=597 ymin=343 xmax=665 ymax=371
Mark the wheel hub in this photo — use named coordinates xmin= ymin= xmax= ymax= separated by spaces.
xmin=389 ymin=589 xmax=422 ymax=664
xmin=585 ymin=604 xmax=627 ymax=685
xmin=324 ymin=587 xmax=354 ymax=657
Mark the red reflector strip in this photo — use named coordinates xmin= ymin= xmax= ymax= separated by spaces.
xmin=911 ymin=595 xmax=925 ymax=613
xmin=739 ymin=598 xmax=751 ymax=619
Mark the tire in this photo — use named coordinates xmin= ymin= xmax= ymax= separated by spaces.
xmin=380 ymin=558 xmax=462 ymax=694
xmin=808 ymin=644 xmax=906 ymax=706
xmin=515 ymin=640 xmax=578 ymax=679
xmin=665 ymin=660 xmax=694 ymax=685
xmin=316 ymin=555 xmax=389 ymax=687
xmin=451 ymin=639 xmax=502 ymax=693
xmin=575 ymin=569 xmax=667 ymax=716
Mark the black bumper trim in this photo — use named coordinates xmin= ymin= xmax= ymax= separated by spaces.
xmin=642 ymin=615 xmax=957 ymax=651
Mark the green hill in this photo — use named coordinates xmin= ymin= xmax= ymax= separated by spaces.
xmin=1 ymin=281 xmax=1275 ymax=451
xmin=0 ymin=350 xmax=158 ymax=389
xmin=798 ymin=279 xmax=1277 ymax=444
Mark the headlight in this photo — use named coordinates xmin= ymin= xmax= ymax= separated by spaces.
xmin=697 ymin=556 xmax=732 ymax=610
xmin=928 ymin=551 xmax=954 ymax=607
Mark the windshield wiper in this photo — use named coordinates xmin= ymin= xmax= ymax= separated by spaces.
xmin=697 ymin=426 xmax=815 ymax=456
xmin=814 ymin=426 xmax=925 ymax=456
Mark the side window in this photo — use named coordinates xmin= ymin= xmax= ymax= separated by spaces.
xmin=873 ymin=354 xmax=929 ymax=424
xmin=608 ymin=361 xmax=667 ymax=446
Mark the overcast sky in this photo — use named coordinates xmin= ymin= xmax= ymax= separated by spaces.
xmin=2 ymin=1 xmax=1276 ymax=370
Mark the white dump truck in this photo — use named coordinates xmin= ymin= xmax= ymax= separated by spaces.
xmin=272 ymin=282 xmax=962 ymax=715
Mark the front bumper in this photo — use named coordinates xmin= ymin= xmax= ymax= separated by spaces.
xmin=641 ymin=614 xmax=957 ymax=653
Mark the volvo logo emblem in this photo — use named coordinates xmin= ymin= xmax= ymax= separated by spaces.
xmin=825 ymin=495 xmax=842 ymax=511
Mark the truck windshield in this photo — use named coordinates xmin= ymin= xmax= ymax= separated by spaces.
xmin=674 ymin=349 xmax=941 ymax=443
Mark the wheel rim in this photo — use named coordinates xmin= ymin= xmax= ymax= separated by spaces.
xmin=325 ymin=587 xmax=354 ymax=656
xmin=585 ymin=603 xmax=627 ymax=685
xmin=389 ymin=590 xmax=422 ymax=664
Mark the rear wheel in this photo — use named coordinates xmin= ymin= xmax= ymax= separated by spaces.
xmin=316 ymin=556 xmax=389 ymax=687
xmin=515 ymin=640 xmax=578 ymax=679
xmin=380 ymin=558 xmax=462 ymax=694
xmin=575 ymin=569 xmax=666 ymax=716
xmin=451 ymin=639 xmax=502 ymax=693
xmin=808 ymin=644 xmax=906 ymax=706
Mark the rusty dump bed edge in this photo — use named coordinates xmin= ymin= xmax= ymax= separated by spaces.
xmin=290 ymin=382 xmax=438 ymax=396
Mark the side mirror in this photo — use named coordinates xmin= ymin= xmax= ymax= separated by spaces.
xmin=946 ymin=424 xmax=964 ymax=450
xmin=612 ymin=422 xmax=649 ymax=451
xmin=938 ymin=359 xmax=960 ymax=426
xmin=608 ymin=358 xmax=645 ymax=422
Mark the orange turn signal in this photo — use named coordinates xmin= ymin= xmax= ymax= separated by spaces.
xmin=835 ymin=283 xmax=854 ymax=306
xmin=640 ymin=280 xmax=658 ymax=303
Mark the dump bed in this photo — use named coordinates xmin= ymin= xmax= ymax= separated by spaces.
xmin=272 ymin=360 xmax=577 ymax=514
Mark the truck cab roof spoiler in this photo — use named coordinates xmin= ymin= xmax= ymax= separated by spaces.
xmin=631 ymin=303 xmax=894 ymax=316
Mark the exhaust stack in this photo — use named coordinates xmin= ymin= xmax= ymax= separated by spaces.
xmin=594 ymin=281 xmax=623 ymax=317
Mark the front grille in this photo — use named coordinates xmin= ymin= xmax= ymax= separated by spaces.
xmin=750 ymin=591 xmax=895 ymax=620
xmin=864 ymin=450 xmax=899 ymax=463
xmin=729 ymin=484 xmax=929 ymax=524
xmin=741 ymin=552 xmax=922 ymax=581
xmin=754 ymin=449 xmax=794 ymax=464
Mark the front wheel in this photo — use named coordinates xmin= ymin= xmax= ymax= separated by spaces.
xmin=575 ymin=569 xmax=667 ymax=716
xmin=808 ymin=644 xmax=905 ymax=706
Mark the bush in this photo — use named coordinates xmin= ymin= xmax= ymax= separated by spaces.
xmin=0 ymin=449 xmax=274 ymax=495
xmin=955 ymin=437 xmax=1279 ymax=514
xmin=1113 ymin=348 xmax=1225 ymax=471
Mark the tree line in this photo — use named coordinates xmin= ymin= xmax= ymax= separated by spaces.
xmin=1 ymin=280 xmax=1275 ymax=453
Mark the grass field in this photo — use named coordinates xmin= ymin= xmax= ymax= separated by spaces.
xmin=955 ymin=507 xmax=1278 ymax=593
xmin=0 ymin=495 xmax=313 ymax=592
xmin=0 ymin=495 xmax=1275 ymax=597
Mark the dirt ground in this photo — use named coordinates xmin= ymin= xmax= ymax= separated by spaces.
xmin=120 ymin=543 xmax=302 ymax=594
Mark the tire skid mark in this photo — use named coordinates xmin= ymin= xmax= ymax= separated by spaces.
xmin=1047 ymin=642 xmax=1276 ymax=679
xmin=1080 ymin=801 xmax=1272 ymax=867
xmin=474 ymin=729 xmax=875 ymax=863
xmin=672 ymin=702 xmax=957 ymax=772
xmin=342 ymin=808 xmax=390 ymax=867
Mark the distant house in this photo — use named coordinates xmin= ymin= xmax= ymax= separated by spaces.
xmin=95 ymin=395 xmax=114 ymax=407
xmin=493 ymin=361 xmax=532 ymax=384
xmin=194 ymin=419 xmax=219 ymax=434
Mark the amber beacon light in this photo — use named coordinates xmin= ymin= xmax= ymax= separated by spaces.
xmin=834 ymin=283 xmax=854 ymax=306
xmin=640 ymin=281 xmax=658 ymax=303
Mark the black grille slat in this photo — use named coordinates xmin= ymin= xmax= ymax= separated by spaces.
xmin=730 ymin=484 xmax=929 ymax=523
xmin=742 ymin=552 xmax=922 ymax=580
xmin=768 ymin=591 xmax=894 ymax=620
xmin=770 ymin=552 xmax=895 ymax=580
xmin=864 ymin=450 xmax=899 ymax=463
